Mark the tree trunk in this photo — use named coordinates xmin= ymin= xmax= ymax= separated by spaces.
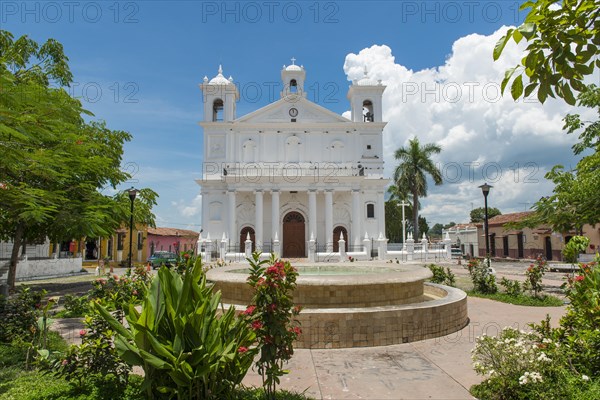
xmin=7 ymin=222 xmax=25 ymax=291
xmin=413 ymin=192 xmax=419 ymax=239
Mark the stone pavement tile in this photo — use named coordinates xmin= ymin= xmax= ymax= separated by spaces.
xmin=411 ymin=297 xmax=567 ymax=390
xmin=309 ymin=347 xmax=472 ymax=399
xmin=243 ymin=349 xmax=322 ymax=399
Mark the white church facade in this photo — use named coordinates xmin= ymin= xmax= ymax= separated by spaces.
xmin=197 ymin=61 xmax=389 ymax=258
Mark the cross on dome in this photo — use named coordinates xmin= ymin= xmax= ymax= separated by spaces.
xmin=291 ymin=57 xmax=296 ymax=65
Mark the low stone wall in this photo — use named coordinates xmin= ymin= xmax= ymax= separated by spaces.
xmin=0 ymin=257 xmax=83 ymax=281
xmin=292 ymin=284 xmax=468 ymax=348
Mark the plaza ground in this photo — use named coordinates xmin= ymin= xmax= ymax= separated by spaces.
xmin=41 ymin=260 xmax=570 ymax=399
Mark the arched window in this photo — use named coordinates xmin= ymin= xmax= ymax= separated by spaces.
xmin=212 ymin=99 xmax=224 ymax=121
xmin=290 ymin=79 xmax=297 ymax=93
xmin=366 ymin=203 xmax=375 ymax=219
xmin=363 ymin=100 xmax=374 ymax=122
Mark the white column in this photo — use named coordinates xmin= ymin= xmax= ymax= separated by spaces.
xmin=227 ymin=190 xmax=236 ymax=245
xmin=271 ymin=189 xmax=280 ymax=243
xmin=255 ymin=190 xmax=264 ymax=250
xmin=377 ymin=191 xmax=385 ymax=239
xmin=308 ymin=189 xmax=317 ymax=242
xmin=325 ymin=189 xmax=333 ymax=252
xmin=351 ymin=189 xmax=361 ymax=247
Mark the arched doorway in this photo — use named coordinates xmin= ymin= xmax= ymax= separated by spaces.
xmin=283 ymin=212 xmax=305 ymax=258
xmin=240 ymin=227 xmax=255 ymax=253
xmin=332 ymin=226 xmax=348 ymax=252
xmin=545 ymin=236 xmax=553 ymax=260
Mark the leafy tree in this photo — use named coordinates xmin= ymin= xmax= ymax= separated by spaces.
xmin=495 ymin=0 xmax=600 ymax=232
xmin=470 ymin=207 xmax=502 ymax=223
xmin=430 ymin=223 xmax=444 ymax=237
xmin=385 ymin=199 xmax=429 ymax=242
xmin=0 ymin=30 xmax=156 ymax=289
xmin=495 ymin=0 xmax=600 ymax=105
xmin=392 ymin=138 xmax=443 ymax=239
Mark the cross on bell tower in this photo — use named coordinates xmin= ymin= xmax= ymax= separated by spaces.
xmin=280 ymin=57 xmax=306 ymax=98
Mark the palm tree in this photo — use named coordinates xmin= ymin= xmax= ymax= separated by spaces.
xmin=393 ymin=137 xmax=443 ymax=239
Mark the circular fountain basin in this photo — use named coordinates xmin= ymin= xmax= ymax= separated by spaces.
xmin=206 ymin=263 xmax=468 ymax=349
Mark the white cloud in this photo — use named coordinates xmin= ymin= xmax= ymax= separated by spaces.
xmin=344 ymin=27 xmax=595 ymax=225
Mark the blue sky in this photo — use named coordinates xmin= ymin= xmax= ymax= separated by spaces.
xmin=5 ymin=1 xmax=586 ymax=230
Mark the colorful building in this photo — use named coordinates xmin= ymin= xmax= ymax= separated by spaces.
xmin=477 ymin=211 xmax=600 ymax=261
xmin=146 ymin=227 xmax=200 ymax=258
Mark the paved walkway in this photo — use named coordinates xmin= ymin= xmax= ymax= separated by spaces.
xmin=242 ymin=296 xmax=566 ymax=399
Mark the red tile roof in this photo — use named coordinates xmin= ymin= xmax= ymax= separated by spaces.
xmin=488 ymin=211 xmax=534 ymax=226
xmin=147 ymin=227 xmax=200 ymax=238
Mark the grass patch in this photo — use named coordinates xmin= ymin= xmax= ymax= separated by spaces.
xmin=467 ymin=291 xmax=565 ymax=306
xmin=1 ymin=334 xmax=313 ymax=400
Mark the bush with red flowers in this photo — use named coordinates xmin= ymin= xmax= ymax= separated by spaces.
xmin=524 ymin=254 xmax=547 ymax=297
xmin=245 ymin=253 xmax=302 ymax=399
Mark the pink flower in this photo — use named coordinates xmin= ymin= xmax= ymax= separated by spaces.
xmin=132 ymin=290 xmax=138 ymax=296
xmin=243 ymin=305 xmax=256 ymax=316
xmin=290 ymin=326 xmax=302 ymax=335
xmin=575 ymin=275 xmax=585 ymax=282
xmin=251 ymin=320 xmax=263 ymax=331
xmin=238 ymin=346 xmax=248 ymax=353
xmin=268 ymin=303 xmax=277 ymax=312
xmin=61 ymin=359 xmax=68 ymax=366
xmin=79 ymin=329 xmax=86 ymax=336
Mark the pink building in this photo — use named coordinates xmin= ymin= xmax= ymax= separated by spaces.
xmin=147 ymin=227 xmax=199 ymax=258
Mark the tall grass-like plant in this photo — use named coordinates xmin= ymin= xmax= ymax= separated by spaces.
xmin=93 ymin=256 xmax=257 ymax=399
xmin=245 ymin=254 xmax=302 ymax=399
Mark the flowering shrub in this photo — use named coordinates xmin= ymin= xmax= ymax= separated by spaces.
xmin=0 ymin=287 xmax=45 ymax=343
xmin=39 ymin=311 xmax=131 ymax=391
xmin=245 ymin=253 xmax=302 ymax=399
xmin=471 ymin=325 xmax=578 ymax=399
xmin=472 ymin=254 xmax=600 ymax=398
xmin=524 ymin=255 xmax=547 ymax=297
xmin=559 ymin=257 xmax=600 ymax=375
xmin=90 ymin=266 xmax=149 ymax=313
xmin=467 ymin=258 xmax=497 ymax=294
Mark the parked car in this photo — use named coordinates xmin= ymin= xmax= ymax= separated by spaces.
xmin=147 ymin=251 xmax=177 ymax=269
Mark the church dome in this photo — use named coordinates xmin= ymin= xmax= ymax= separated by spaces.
xmin=285 ymin=64 xmax=302 ymax=71
xmin=209 ymin=65 xmax=232 ymax=85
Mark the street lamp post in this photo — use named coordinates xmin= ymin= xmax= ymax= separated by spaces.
xmin=479 ymin=183 xmax=492 ymax=269
xmin=128 ymin=187 xmax=139 ymax=270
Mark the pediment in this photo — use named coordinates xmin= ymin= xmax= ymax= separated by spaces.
xmin=237 ymin=96 xmax=350 ymax=124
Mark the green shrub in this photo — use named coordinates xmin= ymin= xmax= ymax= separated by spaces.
xmin=57 ymin=294 xmax=91 ymax=318
xmin=499 ymin=277 xmax=522 ymax=296
xmin=426 ymin=264 xmax=456 ymax=286
xmin=0 ymin=288 xmax=45 ymax=343
xmin=39 ymin=311 xmax=131 ymax=391
xmin=467 ymin=259 xmax=497 ymax=294
xmin=563 ymin=236 xmax=590 ymax=263
xmin=93 ymin=256 xmax=257 ymax=399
